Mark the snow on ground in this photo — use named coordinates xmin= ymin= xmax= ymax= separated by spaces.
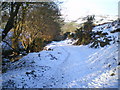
xmin=2 ymin=31 xmax=13 ymax=50
xmin=92 ymin=20 xmax=119 ymax=45
xmin=2 ymin=39 xmax=119 ymax=88
xmin=2 ymin=21 xmax=119 ymax=88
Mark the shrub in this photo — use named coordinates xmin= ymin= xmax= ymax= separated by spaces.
xmin=74 ymin=29 xmax=112 ymax=48
xmin=90 ymin=31 xmax=112 ymax=48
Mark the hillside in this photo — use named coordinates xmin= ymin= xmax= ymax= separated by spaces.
xmin=61 ymin=15 xmax=118 ymax=33
xmin=2 ymin=20 xmax=120 ymax=88
xmin=75 ymin=15 xmax=118 ymax=26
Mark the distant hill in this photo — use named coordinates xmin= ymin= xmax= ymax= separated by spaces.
xmin=61 ymin=15 xmax=118 ymax=33
xmin=73 ymin=15 xmax=118 ymax=26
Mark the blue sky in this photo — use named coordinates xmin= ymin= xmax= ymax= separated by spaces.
xmin=59 ymin=0 xmax=119 ymax=21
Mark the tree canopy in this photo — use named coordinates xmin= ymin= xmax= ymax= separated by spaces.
xmin=2 ymin=1 xmax=63 ymax=54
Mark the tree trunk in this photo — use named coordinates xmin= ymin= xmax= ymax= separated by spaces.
xmin=2 ymin=2 xmax=22 ymax=40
